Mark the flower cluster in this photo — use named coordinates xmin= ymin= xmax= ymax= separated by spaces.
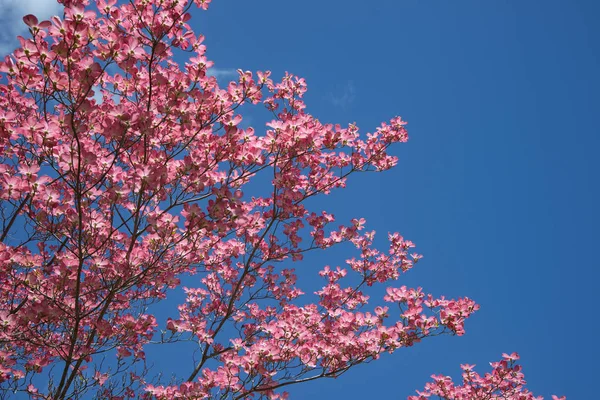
xmin=409 ymin=353 xmax=566 ymax=400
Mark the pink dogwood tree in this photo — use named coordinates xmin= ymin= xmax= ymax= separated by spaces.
xmin=410 ymin=353 xmax=566 ymax=400
xmin=0 ymin=0 xmax=563 ymax=398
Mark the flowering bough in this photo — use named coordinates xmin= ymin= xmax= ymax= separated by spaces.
xmin=409 ymin=353 xmax=566 ymax=400
xmin=0 ymin=0 xmax=559 ymax=399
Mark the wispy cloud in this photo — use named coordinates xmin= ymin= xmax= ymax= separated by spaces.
xmin=91 ymin=86 xmax=104 ymax=104
xmin=328 ymin=81 xmax=356 ymax=109
xmin=0 ymin=0 xmax=63 ymax=56
xmin=206 ymin=67 xmax=238 ymax=80
xmin=90 ymin=85 xmax=121 ymax=105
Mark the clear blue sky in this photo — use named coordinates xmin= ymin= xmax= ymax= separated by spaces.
xmin=192 ymin=0 xmax=599 ymax=398
xmin=1 ymin=0 xmax=598 ymax=398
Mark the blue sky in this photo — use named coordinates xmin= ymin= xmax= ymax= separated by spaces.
xmin=191 ymin=0 xmax=599 ymax=398
xmin=1 ymin=0 xmax=598 ymax=398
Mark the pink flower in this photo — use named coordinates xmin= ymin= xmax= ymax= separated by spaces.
xmin=23 ymin=14 xmax=52 ymax=33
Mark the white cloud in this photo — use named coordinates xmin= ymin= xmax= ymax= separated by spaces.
xmin=0 ymin=0 xmax=63 ymax=55
xmin=90 ymin=85 xmax=121 ymax=105
xmin=91 ymin=85 xmax=103 ymax=104
xmin=328 ymin=80 xmax=356 ymax=109
xmin=206 ymin=67 xmax=238 ymax=80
